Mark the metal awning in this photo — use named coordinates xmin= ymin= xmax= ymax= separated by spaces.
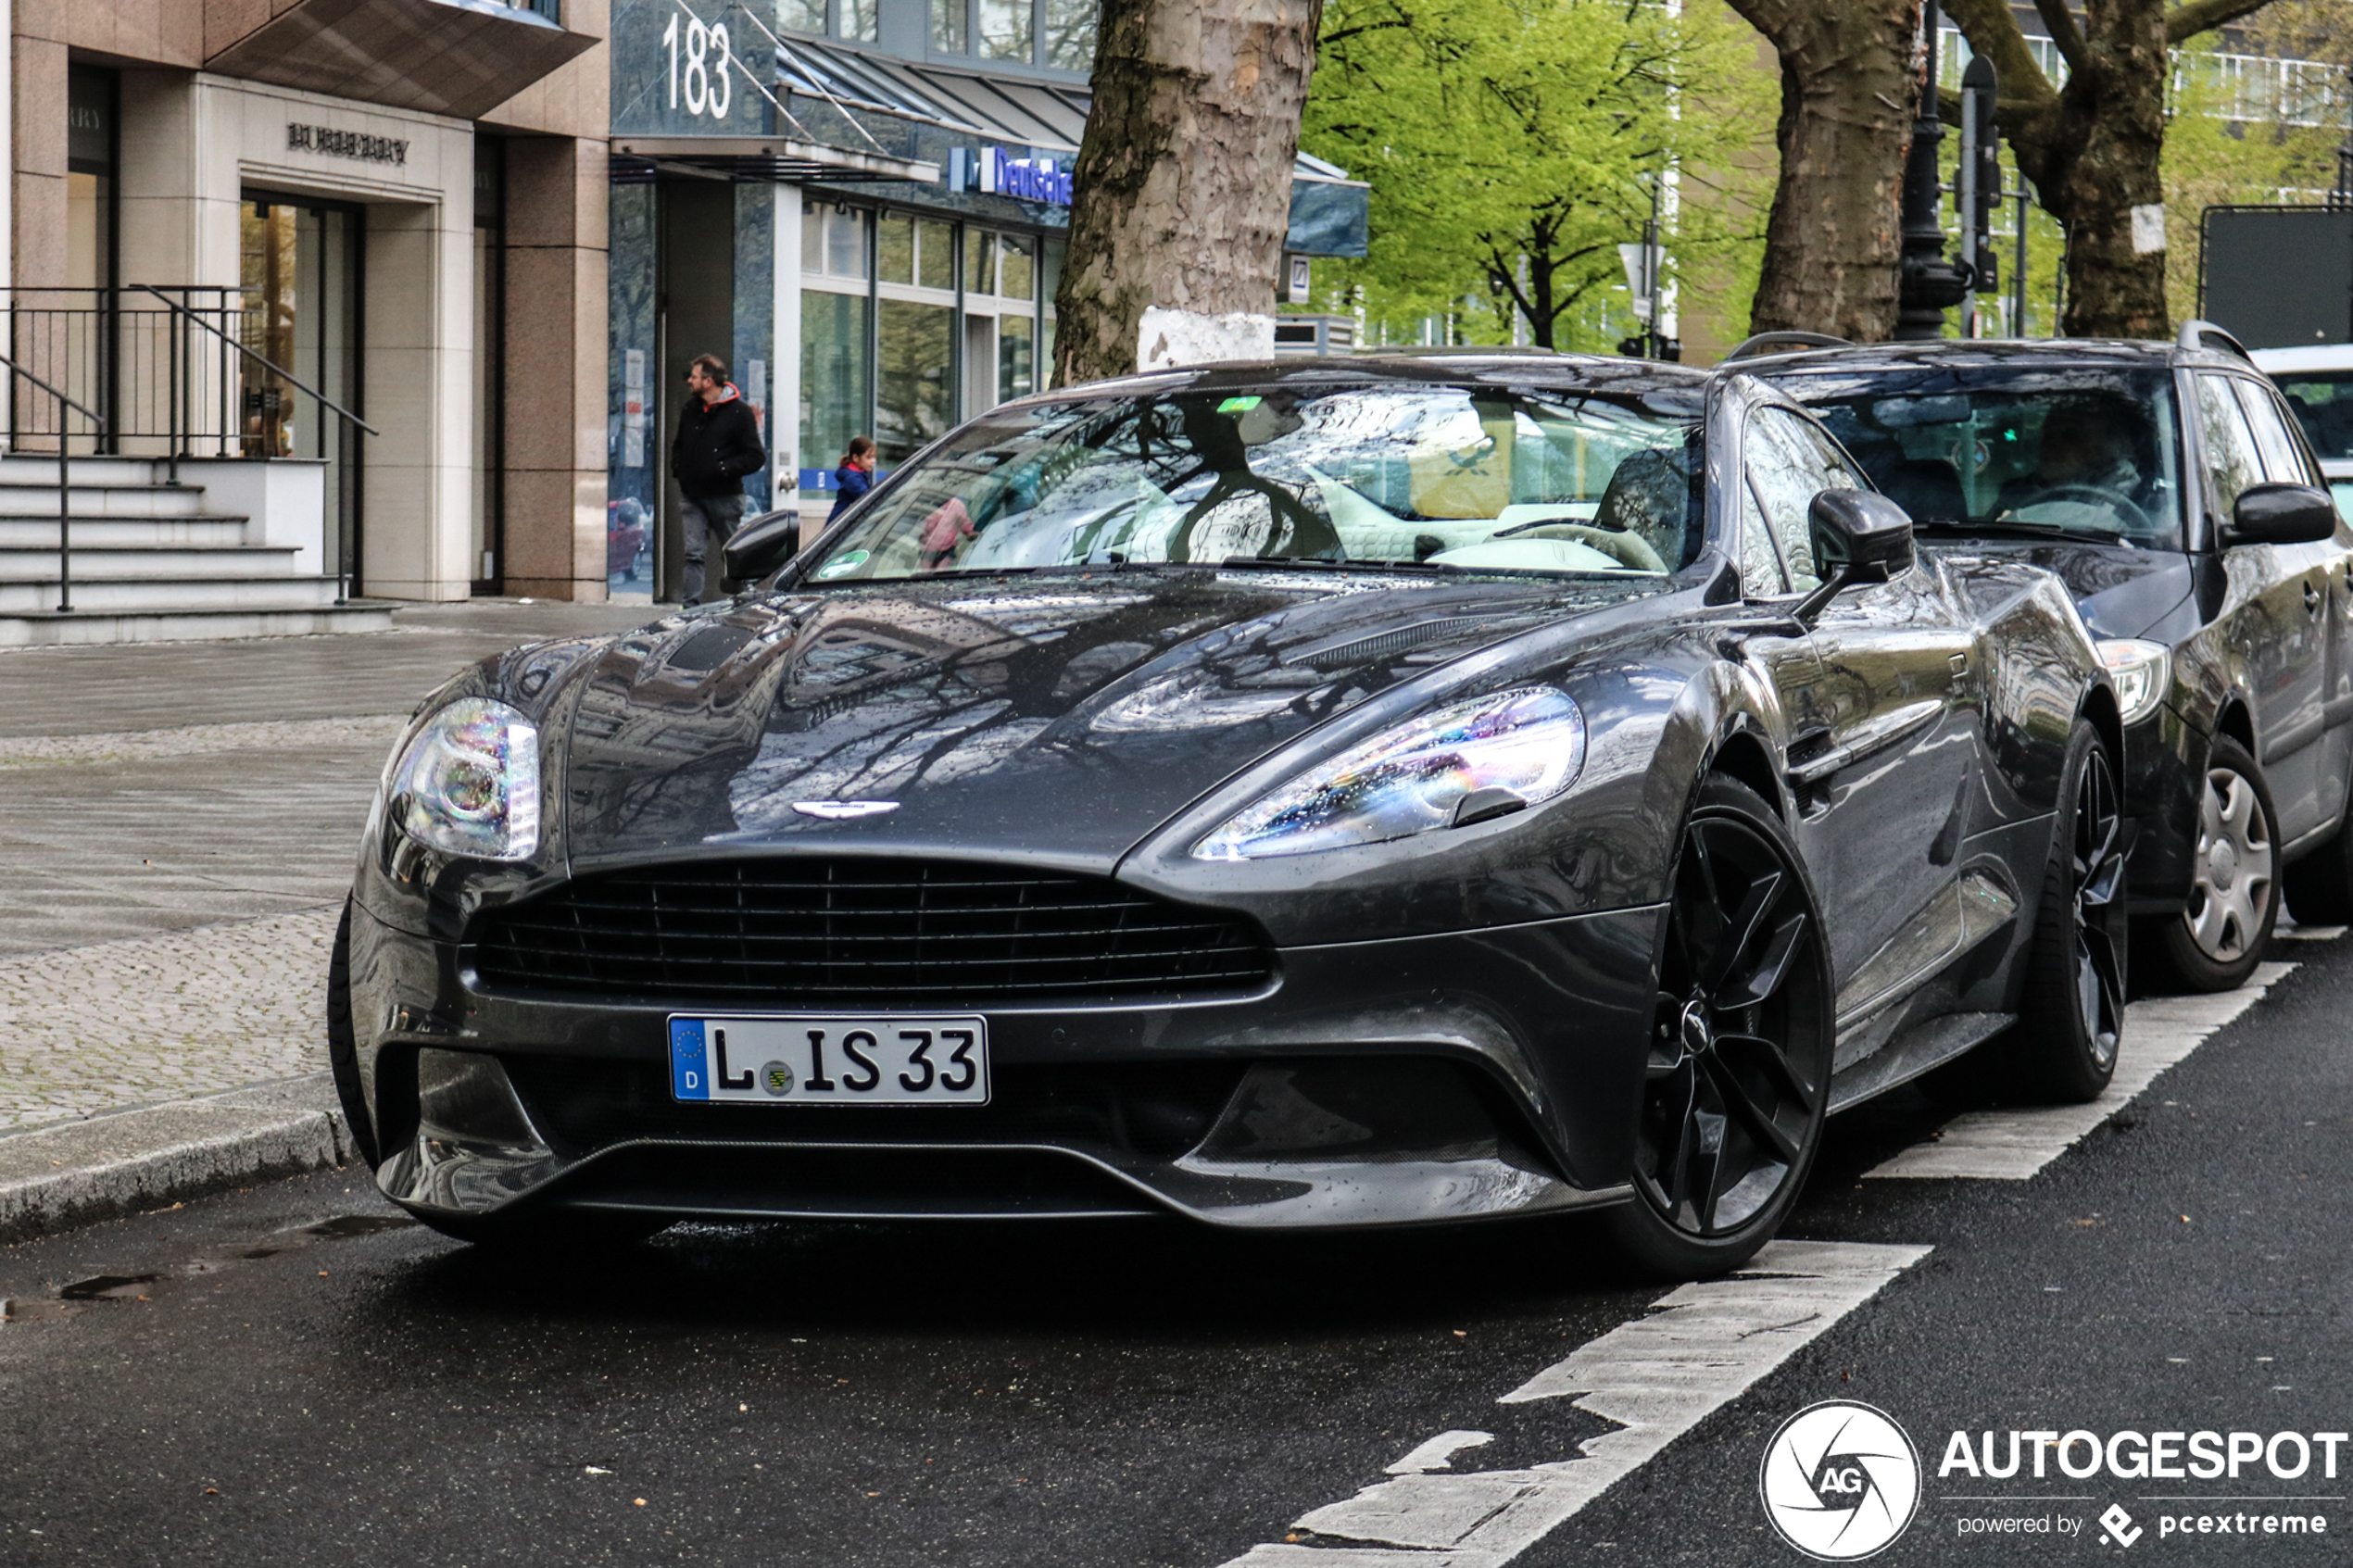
xmin=609 ymin=136 xmax=939 ymax=184
xmin=771 ymin=38 xmax=1358 ymax=192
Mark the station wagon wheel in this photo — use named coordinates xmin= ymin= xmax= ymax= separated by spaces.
xmin=1609 ymin=776 xmax=1832 ymax=1277
xmin=2009 ymin=720 xmax=2127 ymax=1102
xmin=2155 ymin=735 xmax=2278 ymax=992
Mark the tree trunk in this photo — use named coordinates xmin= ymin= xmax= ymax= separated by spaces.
xmin=1052 ymin=0 xmax=1323 ymax=385
xmin=1944 ymin=0 xmax=2271 ymax=338
xmin=1731 ymin=0 xmax=1921 ymax=342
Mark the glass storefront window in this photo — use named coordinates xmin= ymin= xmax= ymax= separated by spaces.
xmin=782 ymin=0 xmax=827 ymax=30
xmin=802 ymin=201 xmax=824 ymax=272
xmin=1001 ymin=234 xmax=1036 ymax=304
xmin=879 ymin=213 xmax=915 ymax=284
xmin=966 ymin=231 xmax=998 ymax=295
xmin=999 ymin=314 xmax=1034 ymax=404
xmin=879 ymin=300 xmax=955 ymax=465
xmin=980 ymin=0 xmax=1032 ymax=61
xmin=824 ymin=206 xmax=869 ymax=278
xmin=842 ymin=0 xmax=879 ymax=41
xmin=1039 ymin=318 xmax=1057 ymax=391
xmin=1041 ymin=237 xmax=1065 ymax=311
xmin=802 ymin=291 xmax=873 ymax=496
xmin=931 ymin=0 xmax=967 ymax=53
xmin=1042 ymin=0 xmax=1097 ymax=69
xmin=918 ymin=219 xmax=956 ymax=290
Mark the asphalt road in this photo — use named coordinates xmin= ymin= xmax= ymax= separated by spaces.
xmin=3 ymin=936 xmax=2350 ymax=1566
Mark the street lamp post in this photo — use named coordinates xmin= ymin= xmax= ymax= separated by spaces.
xmin=1896 ymin=0 xmax=1971 ymax=340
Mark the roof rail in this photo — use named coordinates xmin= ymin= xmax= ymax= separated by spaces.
xmin=1722 ymin=331 xmax=1855 ymax=362
xmin=2176 ymin=320 xmax=2253 ymax=361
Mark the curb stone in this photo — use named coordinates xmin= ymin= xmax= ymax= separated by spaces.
xmin=0 ymin=1073 xmax=355 ymax=1246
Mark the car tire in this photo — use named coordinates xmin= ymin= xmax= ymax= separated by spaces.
xmin=2150 ymin=735 xmax=2278 ymax=992
xmin=2004 ymin=719 xmax=2127 ymax=1103
xmin=2284 ymin=788 xmax=2353 ymax=926
xmin=1604 ymin=774 xmax=1834 ymax=1280
xmin=326 ymin=899 xmax=382 ymax=1171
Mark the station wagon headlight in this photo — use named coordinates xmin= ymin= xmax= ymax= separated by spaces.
xmin=2096 ymin=639 xmax=2171 ymax=726
xmin=1193 ymin=687 xmax=1586 ymax=859
xmin=386 ymin=697 xmax=542 ymax=861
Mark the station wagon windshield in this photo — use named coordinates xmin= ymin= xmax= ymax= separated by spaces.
xmin=800 ymin=384 xmax=1706 ymax=583
xmin=1792 ymin=367 xmax=2184 ymax=550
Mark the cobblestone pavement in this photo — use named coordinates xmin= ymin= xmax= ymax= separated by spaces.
xmin=0 ymin=907 xmax=339 ymax=1129
xmin=0 ymin=602 xmax=659 ymax=1132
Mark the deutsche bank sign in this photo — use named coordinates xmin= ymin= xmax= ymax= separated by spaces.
xmin=957 ymin=147 xmax=1073 ymax=207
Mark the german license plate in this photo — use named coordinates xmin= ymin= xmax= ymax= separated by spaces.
xmin=668 ymin=1015 xmax=989 ymax=1105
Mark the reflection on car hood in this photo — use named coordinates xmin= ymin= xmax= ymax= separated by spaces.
xmin=1917 ymin=537 xmax=2191 ymax=640
xmin=557 ymin=572 xmax=1656 ymax=868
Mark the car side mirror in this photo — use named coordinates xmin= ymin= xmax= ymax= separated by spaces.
xmin=721 ymin=508 xmax=804 ymax=583
xmin=2223 ymin=483 xmax=2339 ymax=548
xmin=1809 ymin=488 xmax=1915 ymax=583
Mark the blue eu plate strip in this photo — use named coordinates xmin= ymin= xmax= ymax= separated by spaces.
xmin=670 ymin=1019 xmax=710 ymax=1099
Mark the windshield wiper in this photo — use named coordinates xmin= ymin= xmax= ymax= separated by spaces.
xmin=1908 ymin=518 xmax=2122 ymax=541
xmin=1216 ymin=555 xmax=1463 ymax=573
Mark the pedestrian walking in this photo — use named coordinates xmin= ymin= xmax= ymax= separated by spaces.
xmin=671 ymin=353 xmax=767 ymax=606
xmin=827 ymin=436 xmax=877 ymax=522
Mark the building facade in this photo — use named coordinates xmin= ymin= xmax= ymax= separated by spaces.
xmin=603 ymin=0 xmax=1367 ymax=600
xmin=12 ymin=0 xmax=610 ymax=602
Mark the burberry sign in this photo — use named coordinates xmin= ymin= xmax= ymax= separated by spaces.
xmin=286 ymin=124 xmax=409 ymax=166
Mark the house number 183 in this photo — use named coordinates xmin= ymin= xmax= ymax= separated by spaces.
xmin=661 ymin=12 xmax=735 ymax=119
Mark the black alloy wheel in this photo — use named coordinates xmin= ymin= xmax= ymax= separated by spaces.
xmin=1608 ymin=775 xmax=1832 ymax=1278
xmin=2153 ymin=735 xmax=2278 ymax=992
xmin=2009 ymin=720 xmax=2127 ymax=1102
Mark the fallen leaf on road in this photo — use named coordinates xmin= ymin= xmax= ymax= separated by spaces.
xmin=585 ymin=1467 xmax=612 ymax=1475
xmin=634 ymin=1499 xmax=648 ymax=1507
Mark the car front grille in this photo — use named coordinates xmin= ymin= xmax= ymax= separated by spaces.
xmin=469 ymin=859 xmax=1276 ymax=1006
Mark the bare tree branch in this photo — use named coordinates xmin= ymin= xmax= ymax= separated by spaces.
xmin=2029 ymin=0 xmax=2091 ymax=75
xmin=1943 ymin=0 xmax=2059 ymax=104
xmin=2167 ymin=0 xmax=2279 ymax=42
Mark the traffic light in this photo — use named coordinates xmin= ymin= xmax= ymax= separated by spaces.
xmin=1963 ymin=55 xmax=2001 ymax=296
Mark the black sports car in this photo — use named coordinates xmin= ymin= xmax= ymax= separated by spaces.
xmin=1758 ymin=330 xmax=2352 ymax=991
xmin=333 ymin=356 xmax=2123 ymax=1277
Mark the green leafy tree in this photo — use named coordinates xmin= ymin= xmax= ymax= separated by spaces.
xmin=1301 ymin=0 xmax=1774 ymax=350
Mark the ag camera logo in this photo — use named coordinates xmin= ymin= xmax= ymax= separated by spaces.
xmin=1761 ymin=1400 xmax=1922 ymax=1560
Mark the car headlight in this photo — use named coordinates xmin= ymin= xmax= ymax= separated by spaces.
xmin=385 ymin=697 xmax=542 ymax=861
xmin=1192 ymin=687 xmax=1587 ymax=860
xmin=2096 ymin=639 xmax=2171 ymax=726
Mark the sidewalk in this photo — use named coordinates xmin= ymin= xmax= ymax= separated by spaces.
xmin=0 ymin=601 xmax=659 ymax=1237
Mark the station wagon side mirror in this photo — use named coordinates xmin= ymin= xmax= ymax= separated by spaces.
xmin=721 ymin=508 xmax=805 ymax=585
xmin=2222 ymin=483 xmax=2339 ymax=548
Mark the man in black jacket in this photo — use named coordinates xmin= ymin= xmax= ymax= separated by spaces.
xmin=670 ymin=353 xmax=768 ymax=605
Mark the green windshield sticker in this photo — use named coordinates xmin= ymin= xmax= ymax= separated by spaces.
xmin=814 ymin=550 xmax=870 ymax=580
xmin=1217 ymin=395 xmax=1263 ymax=414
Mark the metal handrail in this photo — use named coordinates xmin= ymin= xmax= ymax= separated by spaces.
xmin=127 ymin=285 xmax=380 ymax=477
xmin=0 ymin=350 xmax=107 ymax=613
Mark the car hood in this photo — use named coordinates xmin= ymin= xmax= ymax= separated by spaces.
xmin=556 ymin=571 xmax=1658 ymax=871
xmin=1917 ymin=537 xmax=2192 ymax=640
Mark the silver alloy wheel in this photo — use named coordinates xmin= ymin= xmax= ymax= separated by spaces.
xmin=2183 ymin=765 xmax=2274 ymax=962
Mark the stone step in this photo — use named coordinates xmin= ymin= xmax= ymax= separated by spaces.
xmin=0 ymin=456 xmax=177 ymax=488
xmin=0 ymin=544 xmax=301 ymax=581
xmin=0 ymin=484 xmax=211 ymax=518
xmin=0 ymin=574 xmax=346 ymax=614
xmin=0 ymin=515 xmax=250 ymax=547
xmin=0 ymin=601 xmax=395 ymax=647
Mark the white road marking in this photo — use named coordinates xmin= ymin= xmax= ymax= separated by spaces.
xmin=1217 ymin=1240 xmax=1931 ymax=1566
xmin=0 ymin=714 xmax=407 ymax=768
xmin=1387 ymin=1433 xmax=1495 ymax=1475
xmin=1866 ymin=960 xmax=2300 ymax=1180
xmin=2274 ymin=922 xmax=2347 ymax=941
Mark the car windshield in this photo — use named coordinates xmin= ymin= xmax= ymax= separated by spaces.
xmin=799 ymin=383 xmax=1706 ymax=583
xmin=1785 ymin=367 xmax=2183 ymax=549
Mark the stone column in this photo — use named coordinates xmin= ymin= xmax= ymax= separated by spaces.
xmin=499 ymin=133 xmax=608 ymax=601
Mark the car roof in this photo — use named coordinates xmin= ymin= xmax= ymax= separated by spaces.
xmin=1733 ymin=337 xmax=2249 ymax=378
xmin=2250 ymin=343 xmax=2353 ymax=372
xmin=1018 ymin=351 xmax=1716 ymax=406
